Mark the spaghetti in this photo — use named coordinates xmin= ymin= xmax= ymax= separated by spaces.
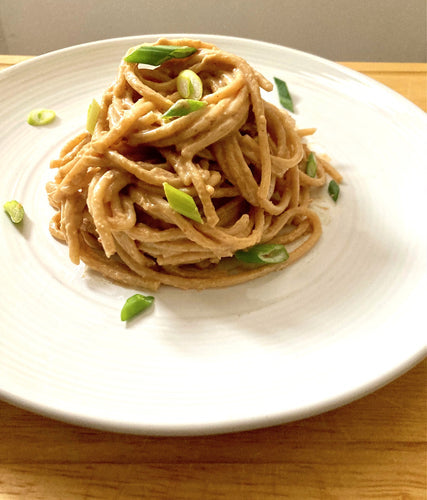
xmin=46 ymin=38 xmax=342 ymax=291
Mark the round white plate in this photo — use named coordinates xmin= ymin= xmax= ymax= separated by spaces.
xmin=1 ymin=34 xmax=426 ymax=435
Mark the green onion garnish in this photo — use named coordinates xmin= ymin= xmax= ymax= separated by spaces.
xmin=306 ymin=152 xmax=317 ymax=178
xmin=124 ymin=44 xmax=197 ymax=65
xmin=86 ymin=98 xmax=100 ymax=135
xmin=328 ymin=180 xmax=340 ymax=202
xmin=162 ymin=99 xmax=207 ymax=121
xmin=163 ymin=182 xmax=203 ymax=223
xmin=27 ymin=108 xmax=56 ymax=126
xmin=274 ymin=77 xmax=294 ymax=112
xmin=121 ymin=294 xmax=154 ymax=321
xmin=177 ymin=69 xmax=203 ymax=100
xmin=4 ymin=200 xmax=24 ymax=224
xmin=235 ymin=243 xmax=289 ymax=264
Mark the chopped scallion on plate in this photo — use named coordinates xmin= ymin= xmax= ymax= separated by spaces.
xmin=121 ymin=294 xmax=154 ymax=321
xmin=27 ymin=108 xmax=56 ymax=126
xmin=4 ymin=200 xmax=24 ymax=224
xmin=328 ymin=180 xmax=340 ymax=202
xmin=274 ymin=77 xmax=294 ymax=112
xmin=235 ymin=243 xmax=289 ymax=264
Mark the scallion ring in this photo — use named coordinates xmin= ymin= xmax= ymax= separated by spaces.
xmin=177 ymin=69 xmax=203 ymax=100
xmin=27 ymin=108 xmax=56 ymax=126
xmin=3 ymin=200 xmax=24 ymax=224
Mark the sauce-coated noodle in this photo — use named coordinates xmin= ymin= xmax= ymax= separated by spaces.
xmin=47 ymin=38 xmax=342 ymax=290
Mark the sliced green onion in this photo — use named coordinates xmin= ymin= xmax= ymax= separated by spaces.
xmin=306 ymin=152 xmax=317 ymax=177
xmin=86 ymin=98 xmax=100 ymax=135
xmin=177 ymin=69 xmax=203 ymax=100
xmin=274 ymin=77 xmax=294 ymax=112
xmin=328 ymin=180 xmax=340 ymax=202
xmin=121 ymin=294 xmax=154 ymax=321
xmin=162 ymin=99 xmax=207 ymax=121
xmin=235 ymin=243 xmax=289 ymax=264
xmin=27 ymin=108 xmax=56 ymax=126
xmin=4 ymin=200 xmax=24 ymax=224
xmin=124 ymin=44 xmax=197 ymax=65
xmin=163 ymin=182 xmax=203 ymax=223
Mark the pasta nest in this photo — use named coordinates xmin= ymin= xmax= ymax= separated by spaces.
xmin=47 ymin=38 xmax=340 ymax=290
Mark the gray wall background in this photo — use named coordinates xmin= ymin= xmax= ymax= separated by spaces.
xmin=0 ymin=0 xmax=426 ymax=61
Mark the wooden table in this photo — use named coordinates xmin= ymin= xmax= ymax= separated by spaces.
xmin=1 ymin=57 xmax=426 ymax=499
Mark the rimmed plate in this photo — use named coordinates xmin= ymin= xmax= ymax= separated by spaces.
xmin=0 ymin=34 xmax=426 ymax=435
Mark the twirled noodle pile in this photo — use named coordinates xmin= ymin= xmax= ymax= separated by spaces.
xmin=46 ymin=38 xmax=342 ymax=290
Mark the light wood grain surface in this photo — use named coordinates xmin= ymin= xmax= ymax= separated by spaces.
xmin=0 ymin=57 xmax=426 ymax=499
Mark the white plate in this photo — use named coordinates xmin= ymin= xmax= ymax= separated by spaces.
xmin=0 ymin=34 xmax=426 ymax=435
